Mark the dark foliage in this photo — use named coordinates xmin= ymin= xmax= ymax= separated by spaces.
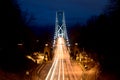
xmin=0 ymin=0 xmax=36 ymax=72
xmin=69 ymin=0 xmax=120 ymax=74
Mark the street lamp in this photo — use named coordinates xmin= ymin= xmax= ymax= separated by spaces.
xmin=75 ymin=43 xmax=78 ymax=46
xmin=45 ymin=44 xmax=48 ymax=46
xmin=26 ymin=71 xmax=29 ymax=75
xmin=36 ymin=40 xmax=39 ymax=42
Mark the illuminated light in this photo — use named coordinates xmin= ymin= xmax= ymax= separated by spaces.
xmin=26 ymin=55 xmax=36 ymax=62
xmin=37 ymin=55 xmax=44 ymax=60
xmin=36 ymin=40 xmax=39 ymax=42
xmin=45 ymin=37 xmax=79 ymax=80
xmin=17 ymin=43 xmax=23 ymax=46
xmin=45 ymin=50 xmax=59 ymax=80
xmin=58 ymin=37 xmax=63 ymax=45
xmin=75 ymin=43 xmax=78 ymax=45
xmin=33 ymin=52 xmax=37 ymax=55
xmin=80 ymin=58 xmax=81 ymax=61
xmin=26 ymin=55 xmax=32 ymax=59
xmin=62 ymin=51 xmax=64 ymax=80
xmin=26 ymin=71 xmax=29 ymax=75
xmin=50 ymin=58 xmax=58 ymax=80
xmin=58 ymin=51 xmax=61 ymax=80
xmin=45 ymin=44 xmax=48 ymax=46
xmin=68 ymin=44 xmax=70 ymax=46
xmin=91 ymin=59 xmax=93 ymax=61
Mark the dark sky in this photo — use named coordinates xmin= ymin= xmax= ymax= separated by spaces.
xmin=17 ymin=0 xmax=109 ymax=26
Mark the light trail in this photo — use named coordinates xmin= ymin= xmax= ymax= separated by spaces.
xmin=58 ymin=46 xmax=60 ymax=80
xmin=45 ymin=49 xmax=59 ymax=80
xmin=45 ymin=37 xmax=81 ymax=80
xmin=29 ymin=10 xmax=99 ymax=80
xmin=29 ymin=37 xmax=98 ymax=80
xmin=49 ymin=58 xmax=58 ymax=80
xmin=62 ymin=45 xmax=64 ymax=80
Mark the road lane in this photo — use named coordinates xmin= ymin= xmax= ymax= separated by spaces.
xmin=45 ymin=37 xmax=83 ymax=80
xmin=29 ymin=37 xmax=98 ymax=80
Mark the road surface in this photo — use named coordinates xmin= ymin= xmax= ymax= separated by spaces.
xmin=45 ymin=37 xmax=82 ymax=80
xmin=28 ymin=37 xmax=98 ymax=80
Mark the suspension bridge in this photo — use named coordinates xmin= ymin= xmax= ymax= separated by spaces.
xmin=26 ymin=11 xmax=99 ymax=80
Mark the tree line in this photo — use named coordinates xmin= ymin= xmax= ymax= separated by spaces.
xmin=69 ymin=0 xmax=120 ymax=73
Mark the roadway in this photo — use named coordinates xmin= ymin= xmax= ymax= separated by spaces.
xmin=45 ymin=37 xmax=82 ymax=80
xmin=28 ymin=37 xmax=98 ymax=80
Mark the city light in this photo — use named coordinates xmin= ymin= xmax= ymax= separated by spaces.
xmin=45 ymin=44 xmax=48 ymax=46
xmin=75 ymin=43 xmax=78 ymax=46
xmin=17 ymin=43 xmax=23 ymax=46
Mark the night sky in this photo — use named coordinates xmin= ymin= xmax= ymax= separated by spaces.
xmin=17 ymin=0 xmax=109 ymax=26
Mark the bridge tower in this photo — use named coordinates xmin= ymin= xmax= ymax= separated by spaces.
xmin=53 ymin=11 xmax=70 ymax=47
xmin=44 ymin=44 xmax=50 ymax=61
xmin=73 ymin=43 xmax=80 ymax=60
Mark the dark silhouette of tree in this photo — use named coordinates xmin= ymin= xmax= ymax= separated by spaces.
xmin=69 ymin=1 xmax=119 ymax=77
xmin=77 ymin=0 xmax=120 ymax=75
xmin=0 ymin=0 xmax=36 ymax=72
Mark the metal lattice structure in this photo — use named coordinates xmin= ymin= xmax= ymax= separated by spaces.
xmin=53 ymin=11 xmax=70 ymax=47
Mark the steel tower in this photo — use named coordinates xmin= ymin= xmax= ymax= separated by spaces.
xmin=53 ymin=11 xmax=70 ymax=47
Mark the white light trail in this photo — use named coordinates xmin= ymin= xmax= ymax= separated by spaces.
xmin=45 ymin=49 xmax=59 ymax=80
xmin=45 ymin=37 xmax=79 ymax=80
xmin=62 ymin=46 xmax=64 ymax=80
xmin=50 ymin=58 xmax=58 ymax=80
xmin=58 ymin=47 xmax=61 ymax=80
